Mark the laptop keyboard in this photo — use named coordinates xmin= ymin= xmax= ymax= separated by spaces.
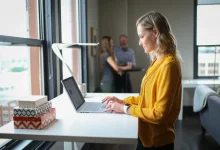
xmin=83 ymin=102 xmax=105 ymax=111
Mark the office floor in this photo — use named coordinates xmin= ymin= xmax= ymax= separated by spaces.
xmin=174 ymin=115 xmax=220 ymax=150
xmin=82 ymin=115 xmax=220 ymax=150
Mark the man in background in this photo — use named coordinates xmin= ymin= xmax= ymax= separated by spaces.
xmin=114 ymin=35 xmax=136 ymax=93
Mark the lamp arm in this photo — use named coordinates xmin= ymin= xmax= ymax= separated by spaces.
xmin=51 ymin=42 xmax=100 ymax=83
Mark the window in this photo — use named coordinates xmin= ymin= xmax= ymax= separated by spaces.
xmin=0 ymin=0 xmax=39 ymax=39
xmin=0 ymin=0 xmax=44 ymax=130
xmin=195 ymin=1 xmax=220 ymax=78
xmin=0 ymin=0 xmax=47 ymax=147
xmin=0 ymin=46 xmax=42 ymax=98
xmin=0 ymin=3 xmax=48 ymax=147
xmin=0 ymin=0 xmax=86 ymax=148
xmin=61 ymin=0 xmax=82 ymax=83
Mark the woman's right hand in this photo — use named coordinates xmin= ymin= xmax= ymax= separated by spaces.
xmin=119 ymin=64 xmax=132 ymax=71
xmin=102 ymin=96 xmax=124 ymax=105
xmin=125 ymin=64 xmax=132 ymax=70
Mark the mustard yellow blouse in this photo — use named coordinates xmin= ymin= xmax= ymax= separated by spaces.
xmin=124 ymin=54 xmax=182 ymax=147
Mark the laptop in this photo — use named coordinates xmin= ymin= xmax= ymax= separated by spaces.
xmin=61 ymin=76 xmax=107 ymax=113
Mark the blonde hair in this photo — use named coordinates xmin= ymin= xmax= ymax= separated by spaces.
xmin=136 ymin=11 xmax=182 ymax=62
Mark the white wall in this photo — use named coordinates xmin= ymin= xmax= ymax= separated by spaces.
xmin=87 ymin=0 xmax=99 ymax=92
xmin=99 ymin=0 xmax=128 ymax=46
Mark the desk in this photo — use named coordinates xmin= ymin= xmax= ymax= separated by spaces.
xmin=179 ymin=79 xmax=220 ymax=120
xmin=0 ymin=93 xmax=138 ymax=150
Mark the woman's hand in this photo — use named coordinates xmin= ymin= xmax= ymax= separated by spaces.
xmin=119 ymin=64 xmax=132 ymax=71
xmin=125 ymin=64 xmax=132 ymax=70
xmin=105 ymin=101 xmax=124 ymax=113
xmin=102 ymin=96 xmax=124 ymax=105
xmin=117 ymin=70 xmax=123 ymax=76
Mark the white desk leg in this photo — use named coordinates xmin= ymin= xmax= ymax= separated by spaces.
xmin=64 ymin=142 xmax=73 ymax=150
xmin=64 ymin=142 xmax=81 ymax=150
xmin=178 ymin=87 xmax=183 ymax=120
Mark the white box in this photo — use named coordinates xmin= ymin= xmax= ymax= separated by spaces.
xmin=18 ymin=95 xmax=48 ymax=108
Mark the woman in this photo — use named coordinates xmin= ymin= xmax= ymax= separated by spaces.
xmin=102 ymin=11 xmax=182 ymax=150
xmin=100 ymin=36 xmax=132 ymax=93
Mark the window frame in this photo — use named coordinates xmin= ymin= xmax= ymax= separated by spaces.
xmin=58 ymin=0 xmax=88 ymax=93
xmin=194 ymin=0 xmax=220 ymax=79
xmin=79 ymin=0 xmax=88 ymax=85
xmin=42 ymin=0 xmax=62 ymax=99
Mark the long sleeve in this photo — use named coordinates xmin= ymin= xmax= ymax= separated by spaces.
xmin=129 ymin=62 xmax=181 ymax=124
xmin=124 ymin=96 xmax=140 ymax=105
xmin=135 ymin=54 xmax=182 ymax=147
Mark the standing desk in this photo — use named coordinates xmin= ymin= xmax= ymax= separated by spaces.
xmin=0 ymin=93 xmax=139 ymax=150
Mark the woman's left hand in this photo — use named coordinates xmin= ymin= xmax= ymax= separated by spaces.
xmin=117 ymin=70 xmax=123 ymax=76
xmin=105 ymin=102 xmax=124 ymax=113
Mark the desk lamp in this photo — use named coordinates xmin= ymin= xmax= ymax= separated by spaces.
xmin=52 ymin=42 xmax=99 ymax=78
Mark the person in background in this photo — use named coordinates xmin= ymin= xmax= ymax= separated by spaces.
xmin=99 ymin=36 xmax=132 ymax=93
xmin=114 ymin=34 xmax=136 ymax=93
xmin=103 ymin=11 xmax=182 ymax=150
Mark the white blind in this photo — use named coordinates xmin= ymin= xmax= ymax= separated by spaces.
xmin=197 ymin=5 xmax=220 ymax=45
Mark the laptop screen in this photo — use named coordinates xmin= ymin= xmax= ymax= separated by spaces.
xmin=62 ymin=76 xmax=85 ymax=110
